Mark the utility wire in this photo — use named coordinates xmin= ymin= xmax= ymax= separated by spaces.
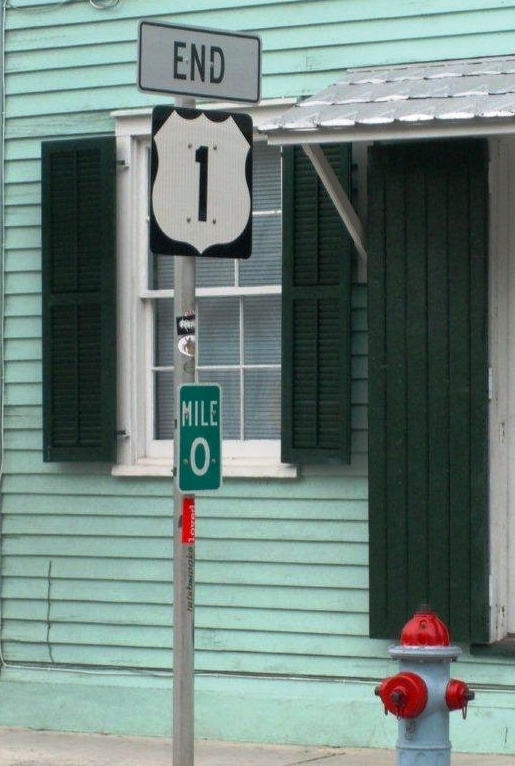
xmin=6 ymin=0 xmax=119 ymax=10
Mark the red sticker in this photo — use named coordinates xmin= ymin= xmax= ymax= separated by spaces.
xmin=181 ymin=497 xmax=195 ymax=544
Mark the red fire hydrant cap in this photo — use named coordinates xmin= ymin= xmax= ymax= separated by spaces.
xmin=400 ymin=606 xmax=450 ymax=646
xmin=375 ymin=672 xmax=428 ymax=718
xmin=446 ymin=678 xmax=475 ymax=712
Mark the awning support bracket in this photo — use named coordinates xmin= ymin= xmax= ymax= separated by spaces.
xmin=301 ymin=143 xmax=367 ymax=267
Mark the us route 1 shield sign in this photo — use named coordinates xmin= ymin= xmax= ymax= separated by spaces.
xmin=150 ymin=106 xmax=253 ymax=258
xmin=178 ymin=384 xmax=222 ymax=492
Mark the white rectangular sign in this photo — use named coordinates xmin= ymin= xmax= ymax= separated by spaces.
xmin=138 ymin=20 xmax=261 ymax=103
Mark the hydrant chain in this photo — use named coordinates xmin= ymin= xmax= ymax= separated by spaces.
xmin=446 ymin=678 xmax=475 ymax=720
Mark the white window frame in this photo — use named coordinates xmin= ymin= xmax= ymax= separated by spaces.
xmin=489 ymin=135 xmax=514 ymax=640
xmin=111 ymin=103 xmax=297 ymax=478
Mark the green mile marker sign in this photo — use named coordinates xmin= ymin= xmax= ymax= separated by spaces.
xmin=178 ymin=384 xmax=222 ymax=492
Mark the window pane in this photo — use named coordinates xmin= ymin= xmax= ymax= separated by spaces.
xmin=252 ymin=142 xmax=281 ymax=211
xmin=148 ymin=137 xmax=282 ymax=447
xmin=244 ymin=295 xmax=281 ymax=365
xmin=153 ymin=254 xmax=174 ymax=290
xmin=240 ymin=214 xmax=281 ymax=286
xmin=197 ymin=296 xmax=239 ymax=366
xmin=153 ymin=254 xmax=236 ymax=289
xmin=155 ymin=298 xmax=174 ymax=366
xmin=198 ymin=368 xmax=240 ymax=439
xmin=244 ymin=368 xmax=281 ymax=439
xmin=155 ymin=370 xmax=174 ymax=439
xmin=197 ymin=257 xmax=235 ymax=287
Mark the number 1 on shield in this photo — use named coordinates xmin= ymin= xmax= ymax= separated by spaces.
xmin=195 ymin=146 xmax=208 ymax=222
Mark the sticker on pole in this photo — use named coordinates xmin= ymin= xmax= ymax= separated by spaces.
xmin=181 ymin=497 xmax=195 ymax=544
xmin=150 ymin=106 xmax=252 ymax=258
xmin=177 ymin=384 xmax=222 ymax=492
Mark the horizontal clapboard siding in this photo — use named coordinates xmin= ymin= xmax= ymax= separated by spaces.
xmin=1 ymin=474 xmax=371 ymax=672
xmin=3 ymin=0 xmax=515 ymax=744
xmin=5 ymin=1 xmax=515 ymax=130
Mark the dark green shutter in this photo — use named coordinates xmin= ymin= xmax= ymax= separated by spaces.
xmin=42 ymin=137 xmax=116 ymax=462
xmin=368 ymin=139 xmax=489 ymax=642
xmin=282 ymin=145 xmax=353 ymax=464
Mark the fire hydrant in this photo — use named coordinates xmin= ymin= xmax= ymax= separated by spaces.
xmin=375 ymin=606 xmax=475 ymax=765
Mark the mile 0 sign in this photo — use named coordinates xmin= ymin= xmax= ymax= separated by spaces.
xmin=150 ymin=106 xmax=253 ymax=258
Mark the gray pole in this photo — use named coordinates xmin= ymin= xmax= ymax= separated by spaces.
xmin=173 ymin=95 xmax=196 ymax=766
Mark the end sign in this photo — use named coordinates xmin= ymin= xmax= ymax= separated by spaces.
xmin=138 ymin=20 xmax=261 ymax=103
xmin=178 ymin=384 xmax=222 ymax=492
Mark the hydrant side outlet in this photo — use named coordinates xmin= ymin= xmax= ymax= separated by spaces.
xmin=375 ymin=672 xmax=428 ymax=718
xmin=446 ymin=678 xmax=475 ymax=716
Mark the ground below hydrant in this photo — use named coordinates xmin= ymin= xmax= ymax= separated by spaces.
xmin=375 ymin=606 xmax=475 ymax=766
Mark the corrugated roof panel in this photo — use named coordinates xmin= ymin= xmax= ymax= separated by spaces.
xmin=260 ymin=55 xmax=515 ymax=138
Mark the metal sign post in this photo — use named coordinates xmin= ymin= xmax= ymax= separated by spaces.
xmin=140 ymin=19 xmax=260 ymax=766
xmin=152 ymin=100 xmax=252 ymax=766
xmin=172 ymin=95 xmax=196 ymax=766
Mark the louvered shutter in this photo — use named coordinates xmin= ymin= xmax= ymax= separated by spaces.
xmin=281 ymin=145 xmax=352 ymax=464
xmin=368 ymin=139 xmax=489 ymax=642
xmin=42 ymin=137 xmax=116 ymax=462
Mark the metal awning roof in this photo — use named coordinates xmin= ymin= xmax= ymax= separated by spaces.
xmin=260 ymin=55 xmax=515 ymax=144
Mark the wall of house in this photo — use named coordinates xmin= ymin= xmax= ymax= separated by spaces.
xmin=3 ymin=0 xmax=515 ymax=753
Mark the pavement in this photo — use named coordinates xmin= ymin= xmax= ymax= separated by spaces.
xmin=1 ymin=728 xmax=514 ymax=766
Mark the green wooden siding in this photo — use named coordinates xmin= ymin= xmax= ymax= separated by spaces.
xmin=2 ymin=0 xmax=515 ymax=752
xmin=368 ymin=139 xmax=489 ymax=643
xmin=1 ymin=274 xmax=369 ymax=672
xmin=7 ymin=0 xmax=515 ymax=114
xmin=1 ymin=472 xmax=372 ymax=674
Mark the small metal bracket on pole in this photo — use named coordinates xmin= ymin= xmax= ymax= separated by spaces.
xmin=173 ymin=95 xmax=197 ymax=766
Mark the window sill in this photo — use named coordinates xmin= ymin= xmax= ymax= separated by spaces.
xmin=112 ymin=457 xmax=298 ymax=479
xmin=470 ymin=638 xmax=515 ymax=657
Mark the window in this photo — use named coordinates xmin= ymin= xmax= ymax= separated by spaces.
xmin=113 ymin=109 xmax=293 ymax=477
xmin=148 ymin=142 xmax=282 ymax=452
xmin=41 ymin=107 xmax=354 ymax=476
xmin=489 ymin=134 xmax=515 ymax=643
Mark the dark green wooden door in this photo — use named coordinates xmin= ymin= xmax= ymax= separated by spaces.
xmin=368 ymin=139 xmax=489 ymax=642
